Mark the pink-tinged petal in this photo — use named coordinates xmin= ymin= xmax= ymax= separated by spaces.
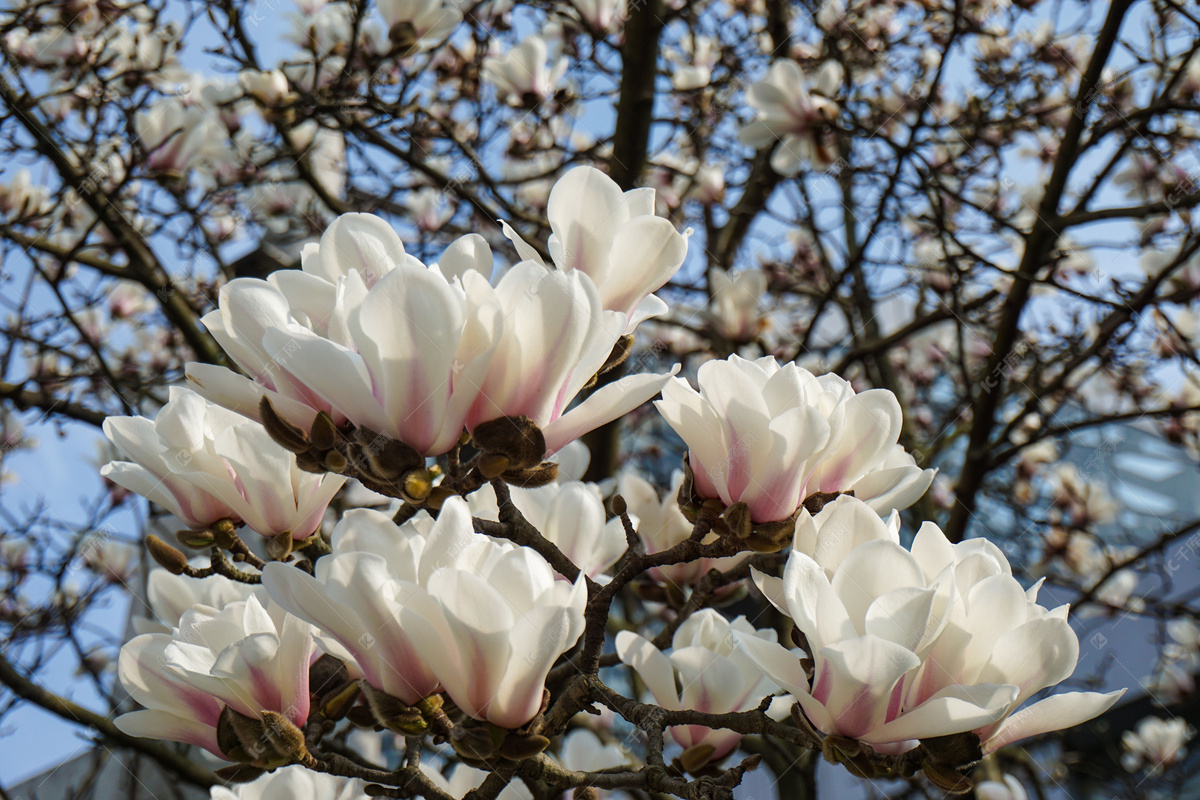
xmin=861 ymin=683 xmax=1017 ymax=745
xmin=982 ymin=690 xmax=1124 ymax=753
xmin=616 ymin=632 xmax=681 ymax=710
xmin=732 ymin=631 xmax=809 ymax=697
xmin=544 ymin=365 xmax=680 ymax=455
xmin=186 ymin=362 xmax=320 ymax=430
xmin=114 ymin=709 xmax=223 ymax=758
xmin=813 ymin=636 xmax=920 ymax=739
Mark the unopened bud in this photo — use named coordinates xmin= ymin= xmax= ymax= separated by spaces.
xmin=324 ymin=450 xmax=349 ymax=473
xmin=611 ymin=494 xmax=627 ymax=517
xmin=310 ymin=411 xmax=338 ymax=451
xmin=451 ymin=724 xmax=501 ymax=760
xmin=146 ymin=535 xmax=188 ymax=575
xmin=679 ymin=743 xmax=716 ymax=774
xmin=478 ymin=453 xmax=510 ymax=480
xmin=259 ymin=709 xmax=309 ymax=762
xmin=259 ymin=397 xmax=310 ymax=454
xmin=498 ymin=732 xmax=551 ymax=761
xmin=176 ymin=528 xmax=215 ymax=549
xmin=922 ymin=763 xmax=973 ymax=795
xmin=360 ymin=681 xmax=429 ymax=736
xmin=402 ymin=469 xmax=434 ymax=503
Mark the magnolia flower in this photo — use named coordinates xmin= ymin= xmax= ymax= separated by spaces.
xmin=101 ymin=387 xmax=345 ymax=538
xmin=211 ymin=765 xmax=369 ymax=799
xmin=570 ymin=0 xmax=625 ymax=32
xmin=739 ymin=497 xmax=1124 ymax=755
xmin=738 ymin=60 xmax=842 ymax=174
xmin=263 ymin=507 xmax=443 ymax=705
xmin=617 ymin=471 xmax=746 ymax=588
xmin=617 ymin=610 xmax=778 ymax=764
xmin=115 ymin=594 xmax=314 ymax=759
xmin=376 ymin=0 xmax=462 ymax=54
xmin=709 ymin=269 xmax=767 ymax=342
xmin=469 ymin=481 xmax=627 ymax=578
xmin=135 ymin=97 xmax=224 ymax=175
xmin=655 ymin=356 xmax=934 ymax=524
xmin=502 ymin=166 xmax=689 ymax=333
xmin=1121 ymin=716 xmax=1192 ymax=773
xmin=187 ymin=210 xmax=677 ymax=459
xmin=239 ymin=69 xmax=291 ymax=105
xmin=484 ymin=36 xmax=567 ymax=105
xmin=400 ymin=497 xmax=587 ymax=728
xmin=427 ymin=764 xmax=533 ymax=800
xmin=134 ymin=562 xmax=256 ymax=635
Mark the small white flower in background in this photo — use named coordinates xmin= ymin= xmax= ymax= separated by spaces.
xmin=424 ymin=763 xmax=533 ymax=800
xmin=669 ymin=35 xmax=718 ymax=91
xmin=101 ymin=387 xmax=346 ymax=539
xmin=134 ymin=96 xmax=224 ymax=176
xmin=557 ymin=728 xmax=633 ymax=798
xmin=708 ymin=269 xmax=768 ymax=342
xmin=133 ymin=561 xmax=256 ymax=635
xmin=617 ymin=470 xmax=746 ymax=589
xmin=0 ymin=168 xmax=51 ymax=216
xmin=501 ymin=165 xmax=689 ymax=334
xmin=483 ymin=35 xmax=568 ymax=106
xmin=617 ymin=610 xmax=779 ymax=766
xmin=108 ymin=280 xmax=156 ymax=319
xmin=974 ymin=775 xmax=1027 ymax=800
xmin=263 ymin=507 xmax=443 ymax=705
xmin=400 ymin=498 xmax=587 ymax=728
xmin=655 ymin=355 xmax=933 ymax=524
xmin=739 ymin=60 xmax=842 ymax=174
xmin=115 ymin=594 xmax=314 ymax=759
xmin=78 ymin=532 xmax=139 ymax=584
xmin=210 ymin=764 xmax=369 ymax=799
xmin=376 ymin=0 xmax=462 ymax=54
xmin=239 ymin=69 xmax=291 ymax=106
xmin=468 ymin=481 xmax=627 ymax=578
xmin=739 ymin=496 xmax=1124 ymax=755
xmin=569 ymin=0 xmax=626 ymax=32
xmin=406 ymin=186 xmax=454 ymax=232
xmin=1121 ymin=716 xmax=1192 ymax=773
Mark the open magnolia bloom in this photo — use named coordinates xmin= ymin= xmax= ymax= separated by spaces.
xmin=655 ymin=355 xmax=933 ymax=527
xmin=617 ymin=470 xmax=746 ymax=589
xmin=738 ymin=60 xmax=842 ymax=174
xmin=375 ymin=0 xmax=461 ymax=55
xmin=397 ymin=497 xmax=588 ymax=729
xmin=616 ymin=610 xmax=779 ymax=768
xmin=211 ymin=765 xmax=369 ymax=800
xmin=262 ymin=507 xmax=443 ymax=707
xmin=268 ymin=498 xmax=586 ymax=730
xmin=101 ymin=386 xmax=345 ymax=539
xmin=115 ymin=593 xmax=314 ymax=761
xmin=738 ymin=496 xmax=1123 ymax=757
xmin=501 ymin=165 xmax=689 ymax=333
xmin=467 ymin=480 xmax=627 ymax=578
xmin=132 ymin=562 xmax=255 ymax=634
xmin=188 ymin=202 xmax=679 ymax=462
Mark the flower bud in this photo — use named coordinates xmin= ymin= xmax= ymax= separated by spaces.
xmin=145 ymin=535 xmax=188 ymax=575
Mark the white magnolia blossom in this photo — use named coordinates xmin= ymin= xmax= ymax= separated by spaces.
xmin=211 ymin=765 xmax=369 ymax=799
xmin=239 ymin=69 xmax=291 ymax=105
xmin=376 ymin=0 xmax=462 ymax=53
xmin=483 ymin=36 xmax=567 ymax=106
xmin=116 ymin=594 xmax=314 ymax=759
xmin=617 ymin=610 xmax=778 ymax=763
xmin=502 ymin=166 xmax=690 ymax=333
xmin=187 ymin=204 xmax=679 ymax=458
xmin=134 ymin=562 xmax=256 ymax=635
xmin=617 ymin=471 xmax=746 ymax=588
xmin=570 ymin=0 xmax=626 ymax=32
xmin=738 ymin=60 xmax=842 ymax=174
xmin=655 ymin=356 xmax=934 ymax=523
xmin=263 ymin=507 xmax=443 ymax=705
xmin=101 ymin=387 xmax=346 ymax=538
xmin=268 ymin=498 xmax=586 ymax=728
xmin=426 ymin=763 xmax=533 ymax=800
xmin=468 ymin=481 xmax=627 ymax=578
xmin=739 ymin=496 xmax=1123 ymax=754
xmin=397 ymin=498 xmax=588 ymax=728
xmin=1121 ymin=716 xmax=1192 ymax=773
xmin=709 ymin=269 xmax=768 ymax=342
xmin=134 ymin=96 xmax=226 ymax=175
